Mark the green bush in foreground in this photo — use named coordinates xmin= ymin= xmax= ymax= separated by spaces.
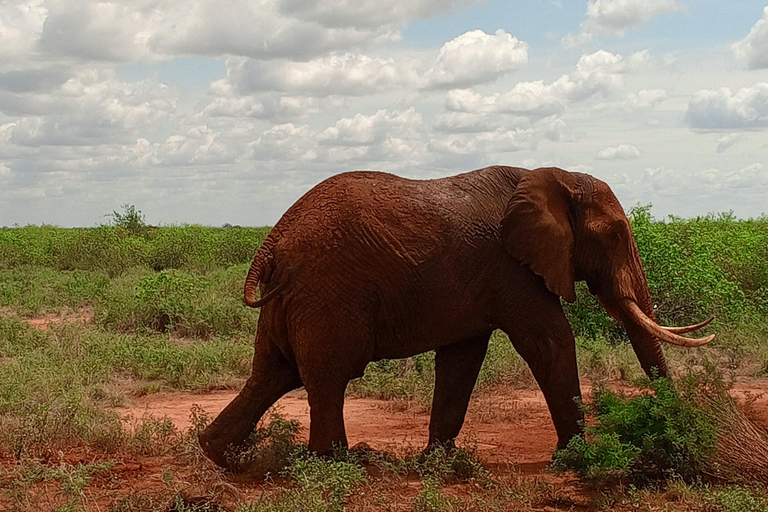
xmin=552 ymin=377 xmax=718 ymax=485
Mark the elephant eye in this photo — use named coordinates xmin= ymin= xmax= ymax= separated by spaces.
xmin=608 ymin=226 xmax=623 ymax=246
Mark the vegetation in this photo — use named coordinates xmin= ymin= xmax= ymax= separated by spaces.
xmin=551 ymin=376 xmax=718 ymax=484
xmin=1 ymin=206 xmax=768 ymax=510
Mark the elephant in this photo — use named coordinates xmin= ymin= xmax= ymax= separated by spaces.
xmin=198 ymin=165 xmax=714 ymax=468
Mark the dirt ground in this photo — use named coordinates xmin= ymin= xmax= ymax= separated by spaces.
xmin=120 ymin=378 xmax=768 ymax=467
xmin=2 ymin=378 xmax=767 ymax=511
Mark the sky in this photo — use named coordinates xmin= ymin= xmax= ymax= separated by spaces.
xmin=1 ymin=0 xmax=768 ymax=227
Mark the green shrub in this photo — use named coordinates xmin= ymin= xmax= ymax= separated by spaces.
xmin=712 ymin=486 xmax=768 ymax=512
xmin=552 ymin=377 xmax=718 ymax=485
xmin=227 ymin=412 xmax=302 ymax=475
xmin=95 ymin=265 xmax=259 ymax=337
xmin=241 ymin=450 xmax=367 ymax=512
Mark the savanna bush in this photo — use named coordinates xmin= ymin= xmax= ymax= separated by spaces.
xmin=552 ymin=377 xmax=718 ymax=485
xmin=0 ymin=224 xmax=270 ymax=275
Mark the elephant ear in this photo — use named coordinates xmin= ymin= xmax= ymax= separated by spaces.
xmin=500 ymin=168 xmax=578 ymax=303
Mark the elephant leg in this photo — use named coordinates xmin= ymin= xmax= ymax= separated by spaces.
xmin=503 ymin=305 xmax=583 ymax=451
xmin=427 ymin=335 xmax=490 ymax=450
xmin=198 ymin=334 xmax=302 ymax=468
xmin=305 ymin=379 xmax=349 ymax=455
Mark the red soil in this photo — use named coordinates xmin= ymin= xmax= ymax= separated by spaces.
xmin=4 ymin=370 xmax=767 ymax=510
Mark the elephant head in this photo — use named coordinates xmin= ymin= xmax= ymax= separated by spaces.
xmin=500 ymin=167 xmax=712 ymax=378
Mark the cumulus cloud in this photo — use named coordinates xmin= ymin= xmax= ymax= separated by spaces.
xmin=597 ymin=144 xmax=641 ymax=160
xmin=318 ymin=109 xmax=426 ymax=164
xmin=428 ymin=127 xmax=538 ymax=155
xmin=3 ymin=71 xmax=178 ymax=147
xmin=622 ymin=89 xmax=667 ymax=110
xmin=716 ymin=133 xmax=742 ymax=153
xmin=564 ymin=0 xmax=683 ymax=47
xmin=686 ymin=83 xmax=768 ymax=130
xmin=279 ymin=0 xmax=473 ymax=30
xmin=733 ymin=6 xmax=768 ymax=69
xmin=445 ymin=50 xmax=646 ymax=116
xmin=150 ymin=1 xmax=393 ymax=60
xmin=222 ymin=29 xmax=525 ymax=97
xmin=228 ymin=53 xmax=419 ymax=96
xmin=247 ymin=108 xmax=428 ymax=165
xmin=198 ymin=89 xmax=319 ymax=121
xmin=423 ymin=29 xmax=528 ymax=88
xmin=32 ymin=0 xmax=403 ymax=63
xmin=38 ymin=1 xmax=159 ymax=62
xmin=700 ymin=163 xmax=768 ymax=189
xmin=0 ymin=0 xmax=47 ymax=63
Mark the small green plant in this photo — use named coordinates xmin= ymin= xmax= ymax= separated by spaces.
xmin=226 ymin=411 xmax=302 ymax=475
xmin=412 ymin=476 xmax=457 ymax=512
xmin=712 ymin=486 xmax=768 ymax=512
xmin=413 ymin=445 xmax=490 ymax=486
xmin=552 ymin=377 xmax=718 ymax=485
xmin=241 ymin=449 xmax=367 ymax=512
xmin=107 ymin=204 xmax=147 ymax=234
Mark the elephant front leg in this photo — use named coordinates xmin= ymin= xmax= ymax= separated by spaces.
xmin=427 ymin=335 xmax=490 ymax=450
xmin=508 ymin=336 xmax=583 ymax=451
xmin=502 ymin=303 xmax=584 ymax=452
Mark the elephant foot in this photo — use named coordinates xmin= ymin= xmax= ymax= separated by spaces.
xmin=555 ymin=431 xmax=582 ymax=453
xmin=424 ymin=437 xmax=457 ymax=454
xmin=198 ymin=394 xmax=261 ymax=469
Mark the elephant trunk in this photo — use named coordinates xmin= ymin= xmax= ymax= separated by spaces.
xmin=603 ymin=247 xmax=713 ymax=379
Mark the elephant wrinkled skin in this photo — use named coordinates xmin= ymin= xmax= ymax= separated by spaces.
xmin=198 ymin=166 xmax=713 ymax=468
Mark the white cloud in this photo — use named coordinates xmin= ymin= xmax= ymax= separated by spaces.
xmin=597 ymin=144 xmax=641 ymax=160
xmin=701 ymin=163 xmax=768 ymax=189
xmin=279 ymin=0 xmax=473 ymax=30
xmin=228 ymin=53 xmax=419 ymax=96
xmin=319 ymin=109 xmax=419 ymax=146
xmin=622 ymin=88 xmax=667 ymax=110
xmin=250 ymin=123 xmax=319 ymax=162
xmin=445 ymin=50 xmax=645 ymax=116
xmin=733 ymin=6 xmax=768 ymax=69
xmin=428 ymin=127 xmax=538 ymax=155
xmin=38 ymin=1 xmax=159 ymax=62
xmin=564 ymin=0 xmax=683 ymax=46
xmin=686 ymin=83 xmax=768 ymax=130
xmin=433 ymin=111 xmax=506 ymax=134
xmin=151 ymin=1 xmax=395 ymax=60
xmin=32 ymin=0 xmax=402 ymax=63
xmin=198 ymin=92 xmax=319 ymax=121
xmin=222 ymin=29 xmax=526 ymax=98
xmin=0 ymin=0 xmax=47 ymax=63
xmin=142 ymin=126 xmax=235 ymax=167
xmin=423 ymin=29 xmax=528 ymax=88
xmin=716 ymin=133 xmax=743 ymax=153
xmin=3 ymin=71 xmax=178 ymax=147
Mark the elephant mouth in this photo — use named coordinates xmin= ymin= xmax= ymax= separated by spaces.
xmin=620 ymin=299 xmax=714 ymax=348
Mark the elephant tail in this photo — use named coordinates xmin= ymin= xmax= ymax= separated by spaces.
xmin=243 ymin=237 xmax=280 ymax=308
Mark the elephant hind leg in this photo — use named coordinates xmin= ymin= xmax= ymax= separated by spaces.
xmin=305 ymin=379 xmax=349 ymax=455
xmin=198 ymin=336 xmax=302 ymax=469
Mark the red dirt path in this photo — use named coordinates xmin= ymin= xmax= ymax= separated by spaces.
xmin=119 ymin=378 xmax=768 ymax=470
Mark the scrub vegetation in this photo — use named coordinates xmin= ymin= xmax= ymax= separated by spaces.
xmin=1 ymin=205 xmax=768 ymax=510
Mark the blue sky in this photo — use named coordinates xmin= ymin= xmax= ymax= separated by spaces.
xmin=1 ymin=0 xmax=767 ymax=226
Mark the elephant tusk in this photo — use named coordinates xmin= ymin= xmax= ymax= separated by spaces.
xmin=660 ymin=316 xmax=714 ymax=335
xmin=623 ymin=301 xmax=715 ymax=348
